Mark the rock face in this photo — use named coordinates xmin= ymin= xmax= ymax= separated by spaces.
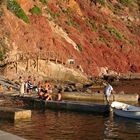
xmin=1 ymin=0 xmax=140 ymax=78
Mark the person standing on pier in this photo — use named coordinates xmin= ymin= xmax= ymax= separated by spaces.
xmin=103 ymin=82 xmax=114 ymax=104
xmin=19 ymin=76 xmax=25 ymax=97
xmin=25 ymin=76 xmax=33 ymax=94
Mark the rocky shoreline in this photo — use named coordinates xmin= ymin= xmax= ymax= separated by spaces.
xmin=0 ymin=74 xmax=140 ymax=106
xmin=1 ymin=72 xmax=140 ymax=96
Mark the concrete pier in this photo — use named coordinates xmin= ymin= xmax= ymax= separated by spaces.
xmin=0 ymin=107 xmax=31 ymax=120
xmin=112 ymin=94 xmax=139 ymax=102
xmin=61 ymin=92 xmax=139 ymax=102
xmin=20 ymin=97 xmax=110 ymax=114
xmin=0 ymin=130 xmax=26 ymax=140
xmin=46 ymin=100 xmax=110 ymax=114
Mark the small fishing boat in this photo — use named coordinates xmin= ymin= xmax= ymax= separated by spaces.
xmin=111 ymin=101 xmax=140 ymax=119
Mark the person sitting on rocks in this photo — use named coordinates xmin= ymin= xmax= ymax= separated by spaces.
xmin=47 ymin=83 xmax=53 ymax=94
xmin=43 ymin=80 xmax=50 ymax=92
xmin=43 ymin=90 xmax=52 ymax=101
xmin=38 ymin=88 xmax=45 ymax=99
xmin=43 ymin=80 xmax=53 ymax=94
xmin=57 ymin=89 xmax=62 ymax=101
xmin=38 ymin=81 xmax=53 ymax=100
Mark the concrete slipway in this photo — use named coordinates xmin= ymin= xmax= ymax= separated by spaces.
xmin=0 ymin=130 xmax=26 ymax=140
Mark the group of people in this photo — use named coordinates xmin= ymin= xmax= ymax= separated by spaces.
xmin=18 ymin=75 xmax=114 ymax=104
xmin=18 ymin=76 xmax=62 ymax=101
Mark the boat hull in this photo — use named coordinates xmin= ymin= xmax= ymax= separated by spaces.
xmin=113 ymin=109 xmax=140 ymax=119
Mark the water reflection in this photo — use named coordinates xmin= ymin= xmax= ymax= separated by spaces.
xmin=0 ymin=110 xmax=106 ymax=140
xmin=104 ymin=113 xmax=140 ymax=140
xmin=0 ymin=109 xmax=139 ymax=140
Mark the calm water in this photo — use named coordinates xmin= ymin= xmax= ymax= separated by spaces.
xmin=0 ymin=80 xmax=140 ymax=140
xmin=0 ymin=110 xmax=140 ymax=140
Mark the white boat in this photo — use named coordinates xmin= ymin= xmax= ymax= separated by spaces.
xmin=111 ymin=101 xmax=140 ymax=119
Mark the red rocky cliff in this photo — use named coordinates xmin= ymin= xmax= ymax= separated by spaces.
xmin=0 ymin=0 xmax=140 ymax=77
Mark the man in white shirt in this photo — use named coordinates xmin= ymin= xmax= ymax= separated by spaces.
xmin=103 ymin=82 xmax=114 ymax=104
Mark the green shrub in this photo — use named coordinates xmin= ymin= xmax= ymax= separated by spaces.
xmin=113 ymin=3 xmax=123 ymax=14
xmin=0 ymin=44 xmax=6 ymax=61
xmin=76 ymin=44 xmax=82 ymax=51
xmin=0 ymin=51 xmax=4 ymax=61
xmin=106 ymin=26 xmax=124 ymax=40
xmin=129 ymin=40 xmax=135 ymax=46
xmin=61 ymin=7 xmax=72 ymax=15
xmin=7 ymin=0 xmax=29 ymax=23
xmin=66 ymin=19 xmax=81 ymax=31
xmin=0 ymin=9 xmax=3 ymax=16
xmin=99 ymin=35 xmax=106 ymax=43
xmin=46 ymin=7 xmax=60 ymax=19
xmin=85 ymin=18 xmax=97 ymax=32
xmin=29 ymin=5 xmax=42 ymax=15
xmin=98 ymin=0 xmax=106 ymax=6
xmin=39 ymin=0 xmax=48 ymax=5
xmin=66 ymin=18 xmax=78 ymax=27
xmin=119 ymin=0 xmax=132 ymax=6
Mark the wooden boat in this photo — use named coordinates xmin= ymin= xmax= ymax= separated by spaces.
xmin=111 ymin=101 xmax=140 ymax=119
